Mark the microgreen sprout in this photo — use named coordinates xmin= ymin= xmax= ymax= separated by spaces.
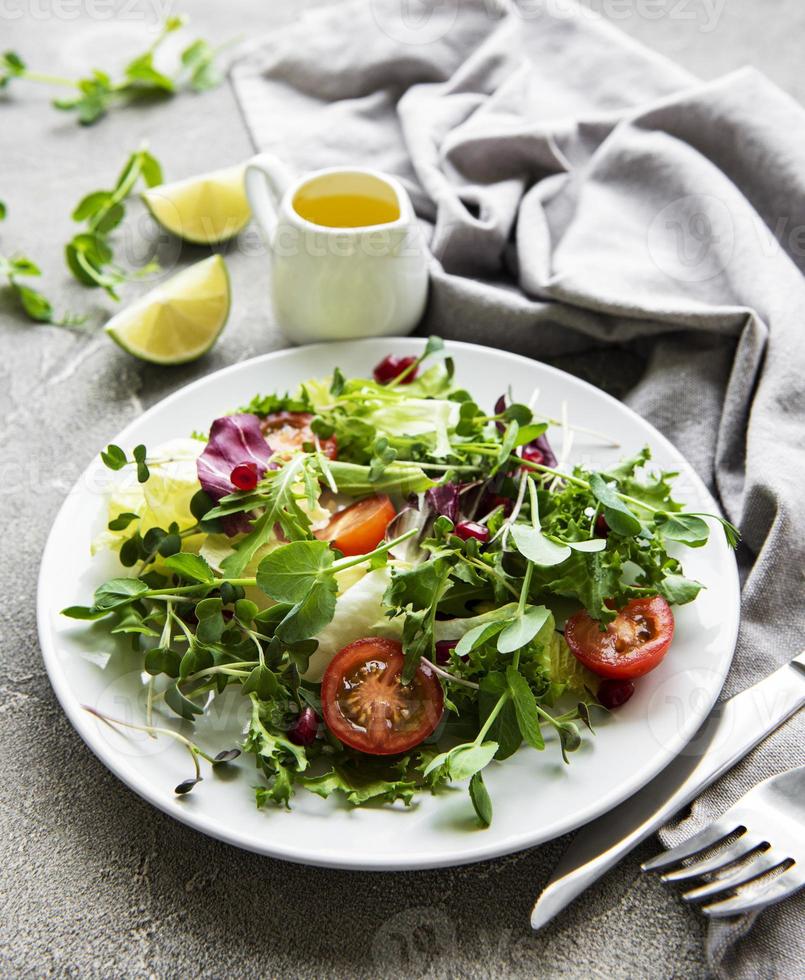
xmin=1 ymin=17 xmax=237 ymax=126
xmin=82 ymin=705 xmax=240 ymax=795
xmin=66 ymin=144 xmax=163 ymax=299
xmin=0 ymin=203 xmax=84 ymax=326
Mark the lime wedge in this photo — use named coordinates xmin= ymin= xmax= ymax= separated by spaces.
xmin=105 ymin=255 xmax=230 ymax=365
xmin=142 ymin=164 xmax=249 ymax=244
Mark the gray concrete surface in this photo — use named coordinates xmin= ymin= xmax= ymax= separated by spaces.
xmin=0 ymin=1 xmax=799 ymax=977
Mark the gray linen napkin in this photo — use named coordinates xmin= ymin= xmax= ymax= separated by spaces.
xmin=232 ymin=1 xmax=805 ymax=974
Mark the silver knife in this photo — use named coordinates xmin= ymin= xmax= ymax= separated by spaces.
xmin=531 ymin=651 xmax=805 ymax=930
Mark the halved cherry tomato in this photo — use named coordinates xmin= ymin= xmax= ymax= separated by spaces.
xmin=321 ymin=638 xmax=444 ymax=755
xmin=315 ymin=494 xmax=395 ymax=556
xmin=565 ymin=596 xmax=674 ymax=679
xmin=260 ymin=411 xmax=337 ymax=459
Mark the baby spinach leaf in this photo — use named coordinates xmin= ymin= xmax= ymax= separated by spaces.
xmin=276 ymin=579 xmax=338 ymax=644
xmin=163 ymin=552 xmax=215 ymax=584
xmin=589 ymin=473 xmax=642 ymax=536
xmin=497 ymin=605 xmax=551 ymax=654
xmin=658 ymin=574 xmax=703 ymax=605
xmin=559 ymin=722 xmax=581 ymax=763
xmin=101 ymin=444 xmax=127 ymax=470
xmin=194 ymin=597 xmax=225 ymax=645
xmin=164 ymin=682 xmax=204 ymax=720
xmin=506 ymin=667 xmax=544 ymax=750
xmin=567 ymin=538 xmax=607 ymax=553
xmin=513 ymin=422 xmax=548 ymax=446
xmin=455 ymin=620 xmax=507 ymax=658
xmin=108 ymin=511 xmax=140 ymax=531
xmin=510 ymin=524 xmax=571 ymax=567
xmin=179 ymin=644 xmax=214 ymax=680
xmin=256 ymin=540 xmax=334 ymax=603
xmin=424 ymin=741 xmax=498 ymax=782
xmin=61 ymin=604 xmax=111 ymax=620
xmin=655 ymin=513 xmax=710 ymax=547
xmin=469 ymin=771 xmax=493 ymax=827
xmin=479 ymin=673 xmax=521 ymax=760
xmin=93 ymin=577 xmax=148 ymax=610
xmin=242 ymin=664 xmax=282 ymax=701
xmin=144 ymin=646 xmax=181 ymax=678
xmin=111 ymin=606 xmax=159 ymax=637
xmin=234 ymin=598 xmax=259 ymax=623
xmin=446 ymin=742 xmax=499 ymax=781
xmin=133 ymin=444 xmax=150 ymax=484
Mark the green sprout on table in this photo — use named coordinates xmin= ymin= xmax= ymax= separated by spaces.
xmin=0 ymin=201 xmax=84 ymax=327
xmin=66 ymin=144 xmax=164 ymax=299
xmin=0 ymin=15 xmax=236 ymax=126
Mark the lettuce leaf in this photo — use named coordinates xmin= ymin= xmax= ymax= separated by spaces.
xmin=534 ymin=629 xmax=597 ymax=702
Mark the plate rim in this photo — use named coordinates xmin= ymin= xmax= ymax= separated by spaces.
xmin=37 ymin=337 xmax=740 ymax=870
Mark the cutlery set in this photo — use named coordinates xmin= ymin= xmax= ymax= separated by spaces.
xmin=642 ymin=765 xmax=805 ymax=917
xmin=531 ymin=652 xmax=805 ymax=927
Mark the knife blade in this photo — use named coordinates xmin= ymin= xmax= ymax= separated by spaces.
xmin=531 ymin=651 xmax=805 ymax=930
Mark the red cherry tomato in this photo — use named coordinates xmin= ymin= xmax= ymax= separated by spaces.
xmin=260 ymin=412 xmax=337 ymax=459
xmin=321 ymin=638 xmax=444 ymax=755
xmin=315 ymin=495 xmax=396 ymax=556
xmin=565 ymin=597 xmax=675 ymax=680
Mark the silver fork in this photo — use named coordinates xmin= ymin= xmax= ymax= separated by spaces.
xmin=642 ymin=766 xmax=805 ymax=917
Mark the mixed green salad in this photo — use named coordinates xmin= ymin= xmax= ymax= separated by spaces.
xmin=65 ymin=339 xmax=738 ymax=826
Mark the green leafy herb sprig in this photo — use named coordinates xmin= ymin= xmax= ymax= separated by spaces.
xmin=0 ymin=201 xmax=84 ymax=327
xmin=1 ymin=16 xmax=234 ymax=126
xmin=66 ymin=144 xmax=163 ymax=299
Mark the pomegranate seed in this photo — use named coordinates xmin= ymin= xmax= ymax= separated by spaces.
xmin=521 ymin=445 xmax=545 ymax=465
xmin=455 ymin=520 xmax=490 ymax=543
xmin=594 ymin=514 xmax=610 ymax=538
xmin=231 ymin=461 xmax=259 ymax=491
xmin=598 ymin=678 xmax=635 ymax=709
xmin=288 ymin=706 xmax=318 ymax=746
xmin=373 ymin=355 xmax=418 ymax=384
xmin=434 ymin=640 xmax=457 ymax=665
xmin=484 ymin=493 xmax=513 ymax=517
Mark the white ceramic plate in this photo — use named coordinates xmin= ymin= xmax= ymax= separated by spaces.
xmin=38 ymin=338 xmax=740 ymax=870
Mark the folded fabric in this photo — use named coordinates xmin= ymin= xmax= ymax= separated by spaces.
xmin=232 ymin=2 xmax=805 ymax=974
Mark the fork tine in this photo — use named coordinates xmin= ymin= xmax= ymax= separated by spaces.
xmin=661 ymin=832 xmax=762 ymax=882
xmin=641 ymin=818 xmax=737 ymax=872
xmin=703 ymin=867 xmax=805 ymax=918
xmin=681 ymin=851 xmax=783 ymax=902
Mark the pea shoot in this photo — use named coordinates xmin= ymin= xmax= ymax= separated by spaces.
xmin=1 ymin=16 xmax=235 ymax=126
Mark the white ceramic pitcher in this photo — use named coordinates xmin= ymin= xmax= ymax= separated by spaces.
xmin=244 ymin=154 xmax=429 ymax=344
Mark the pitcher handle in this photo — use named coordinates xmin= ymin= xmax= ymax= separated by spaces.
xmin=245 ymin=153 xmax=294 ymax=247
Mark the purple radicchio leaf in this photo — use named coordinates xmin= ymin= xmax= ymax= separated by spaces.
xmin=425 ymin=483 xmax=462 ymax=523
xmin=494 ymin=394 xmax=507 ymax=434
xmin=495 ymin=394 xmax=557 ymax=468
xmin=522 ymin=432 xmax=557 ymax=469
xmin=197 ymin=414 xmax=273 ymax=536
